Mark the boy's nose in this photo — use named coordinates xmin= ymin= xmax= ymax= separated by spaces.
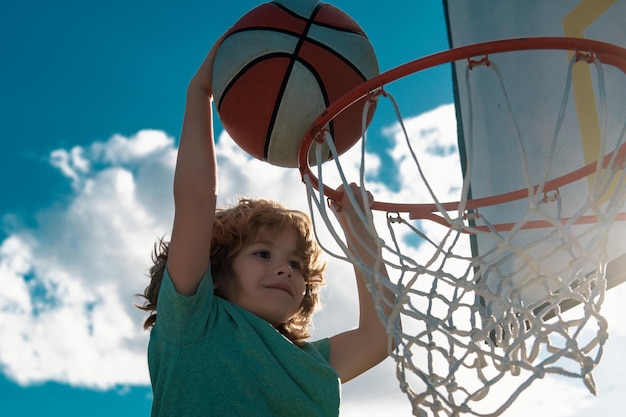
xmin=275 ymin=262 xmax=293 ymax=277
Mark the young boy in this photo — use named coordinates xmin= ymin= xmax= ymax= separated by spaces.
xmin=139 ymin=40 xmax=395 ymax=416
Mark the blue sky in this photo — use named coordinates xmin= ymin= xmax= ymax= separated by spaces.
xmin=2 ymin=1 xmax=625 ymax=416
xmin=0 ymin=0 xmax=450 ymax=226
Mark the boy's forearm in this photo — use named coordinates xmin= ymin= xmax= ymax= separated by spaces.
xmin=173 ymin=38 xmax=222 ymax=204
xmin=339 ymin=215 xmax=394 ymax=336
xmin=173 ymin=87 xmax=217 ymax=203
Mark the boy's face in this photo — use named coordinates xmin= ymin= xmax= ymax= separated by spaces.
xmin=216 ymin=227 xmax=307 ymax=326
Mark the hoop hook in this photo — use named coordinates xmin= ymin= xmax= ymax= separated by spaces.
xmin=468 ymin=53 xmax=490 ymax=70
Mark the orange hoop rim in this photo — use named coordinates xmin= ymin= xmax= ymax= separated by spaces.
xmin=298 ymin=36 xmax=626 ymax=229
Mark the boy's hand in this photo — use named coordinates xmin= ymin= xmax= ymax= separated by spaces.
xmin=189 ymin=35 xmax=225 ymax=97
xmin=334 ymin=183 xmax=373 ymax=224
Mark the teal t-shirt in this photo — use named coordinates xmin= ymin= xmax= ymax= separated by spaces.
xmin=148 ymin=265 xmax=340 ymax=417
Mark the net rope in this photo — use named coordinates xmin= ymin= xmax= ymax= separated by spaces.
xmin=302 ymin=52 xmax=626 ymax=416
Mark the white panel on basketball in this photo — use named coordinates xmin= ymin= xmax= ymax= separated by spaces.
xmin=274 ymin=0 xmax=318 ymax=18
xmin=212 ymin=31 xmax=299 ymax=105
xmin=307 ymin=25 xmax=379 ymax=79
xmin=267 ymin=61 xmax=329 ymax=167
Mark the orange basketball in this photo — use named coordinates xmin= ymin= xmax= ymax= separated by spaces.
xmin=212 ymin=0 xmax=379 ymax=168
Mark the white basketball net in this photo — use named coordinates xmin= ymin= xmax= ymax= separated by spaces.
xmin=302 ymin=51 xmax=626 ymax=416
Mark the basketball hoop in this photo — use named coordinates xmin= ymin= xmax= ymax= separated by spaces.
xmin=299 ymin=37 xmax=626 ymax=416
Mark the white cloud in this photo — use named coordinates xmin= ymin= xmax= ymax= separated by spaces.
xmin=49 ymin=146 xmax=90 ymax=189
xmin=93 ymin=130 xmax=173 ymax=164
xmin=0 ymin=107 xmax=624 ymax=416
xmin=0 ymin=130 xmax=176 ymax=389
xmin=0 ymin=235 xmax=35 ymax=314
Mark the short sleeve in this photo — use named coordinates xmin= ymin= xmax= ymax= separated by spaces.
xmin=152 ymin=265 xmax=215 ymax=343
xmin=306 ymin=338 xmax=332 ymax=363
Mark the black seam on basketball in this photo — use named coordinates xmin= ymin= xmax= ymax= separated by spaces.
xmin=310 ymin=21 xmax=366 ymax=36
xmin=291 ymin=55 xmax=334 ymax=145
xmin=270 ymin=1 xmax=367 ymax=36
xmin=263 ymin=2 xmax=323 ymax=161
xmin=226 ymin=26 xmax=312 ymax=42
xmin=216 ymin=52 xmax=295 ymax=112
xmin=223 ymin=27 xmax=372 ymax=83
xmin=302 ymin=36 xmax=371 ymax=81
xmin=270 ymin=1 xmax=313 ymax=21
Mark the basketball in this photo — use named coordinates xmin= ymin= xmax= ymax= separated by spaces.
xmin=211 ymin=0 xmax=379 ymax=168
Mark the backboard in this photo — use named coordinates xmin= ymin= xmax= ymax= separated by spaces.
xmin=444 ymin=0 xmax=626 ymax=313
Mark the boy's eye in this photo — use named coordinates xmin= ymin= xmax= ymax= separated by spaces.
xmin=255 ymin=250 xmax=270 ymax=259
xmin=288 ymin=260 xmax=302 ymax=270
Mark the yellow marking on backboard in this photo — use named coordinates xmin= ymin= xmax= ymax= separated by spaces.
xmin=563 ymin=0 xmax=617 ymax=199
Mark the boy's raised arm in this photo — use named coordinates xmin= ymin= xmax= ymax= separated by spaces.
xmin=328 ymin=183 xmax=398 ymax=383
xmin=167 ymin=42 xmax=221 ymax=296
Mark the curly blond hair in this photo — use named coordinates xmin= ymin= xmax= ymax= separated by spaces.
xmin=138 ymin=198 xmax=326 ymax=346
